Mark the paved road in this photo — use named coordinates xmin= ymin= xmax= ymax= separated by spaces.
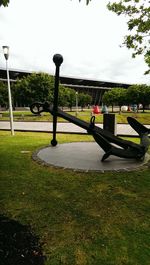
xmin=1 ymin=121 xmax=150 ymax=136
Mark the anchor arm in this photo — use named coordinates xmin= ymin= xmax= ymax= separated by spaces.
xmin=30 ymin=101 xmax=147 ymax=161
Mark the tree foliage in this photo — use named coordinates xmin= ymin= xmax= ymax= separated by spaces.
xmin=0 ymin=81 xmax=8 ymax=107
xmin=65 ymin=89 xmax=76 ymax=111
xmin=126 ymin=84 xmax=150 ymax=111
xmin=107 ymin=0 xmax=150 ymax=74
xmin=78 ymin=92 xmax=92 ymax=110
xmin=102 ymin=88 xmax=127 ymax=112
xmin=79 ymin=0 xmax=150 ymax=74
xmin=9 ymin=73 xmax=92 ymax=110
xmin=103 ymin=84 xmax=150 ymax=112
xmin=14 ymin=73 xmax=55 ymax=107
xmin=0 ymin=0 xmax=9 ymax=7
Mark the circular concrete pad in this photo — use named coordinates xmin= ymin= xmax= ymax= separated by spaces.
xmin=34 ymin=142 xmax=150 ymax=172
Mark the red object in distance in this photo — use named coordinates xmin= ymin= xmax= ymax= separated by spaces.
xmin=93 ymin=105 xmax=100 ymax=114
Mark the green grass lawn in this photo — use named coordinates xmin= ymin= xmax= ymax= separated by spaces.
xmin=0 ymin=109 xmax=150 ymax=124
xmin=0 ymin=131 xmax=150 ymax=265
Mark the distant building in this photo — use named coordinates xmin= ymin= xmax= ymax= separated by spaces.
xmin=0 ymin=68 xmax=131 ymax=105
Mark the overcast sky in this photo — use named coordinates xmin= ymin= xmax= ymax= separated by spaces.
xmin=0 ymin=0 xmax=149 ymax=85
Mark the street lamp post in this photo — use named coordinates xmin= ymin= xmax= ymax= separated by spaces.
xmin=2 ymin=46 xmax=14 ymax=135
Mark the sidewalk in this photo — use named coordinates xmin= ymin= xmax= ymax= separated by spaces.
xmin=1 ymin=121 xmax=150 ymax=136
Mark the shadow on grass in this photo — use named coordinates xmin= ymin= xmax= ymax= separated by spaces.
xmin=0 ymin=214 xmax=46 ymax=265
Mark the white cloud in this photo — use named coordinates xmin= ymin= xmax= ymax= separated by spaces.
xmin=0 ymin=0 xmax=149 ymax=84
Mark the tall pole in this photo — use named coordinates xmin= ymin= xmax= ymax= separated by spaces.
xmin=2 ymin=46 xmax=14 ymax=135
xmin=51 ymin=54 xmax=63 ymax=146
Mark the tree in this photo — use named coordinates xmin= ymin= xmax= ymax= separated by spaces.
xmin=115 ymin=88 xmax=127 ymax=111
xmin=79 ymin=0 xmax=150 ymax=74
xmin=103 ymin=85 xmax=150 ymax=112
xmin=0 ymin=0 xmax=9 ymax=7
xmin=126 ymin=84 xmax=150 ymax=112
xmin=66 ymin=89 xmax=76 ymax=111
xmin=58 ymin=86 xmax=70 ymax=108
xmin=107 ymin=0 xmax=150 ymax=74
xmin=102 ymin=89 xmax=119 ymax=112
xmin=78 ymin=92 xmax=92 ymax=110
xmin=138 ymin=85 xmax=150 ymax=111
xmin=103 ymin=88 xmax=127 ymax=112
xmin=0 ymin=81 xmax=8 ymax=108
xmin=14 ymin=73 xmax=54 ymax=107
xmin=126 ymin=85 xmax=140 ymax=106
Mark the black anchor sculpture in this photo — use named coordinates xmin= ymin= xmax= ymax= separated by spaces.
xmin=30 ymin=54 xmax=150 ymax=162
